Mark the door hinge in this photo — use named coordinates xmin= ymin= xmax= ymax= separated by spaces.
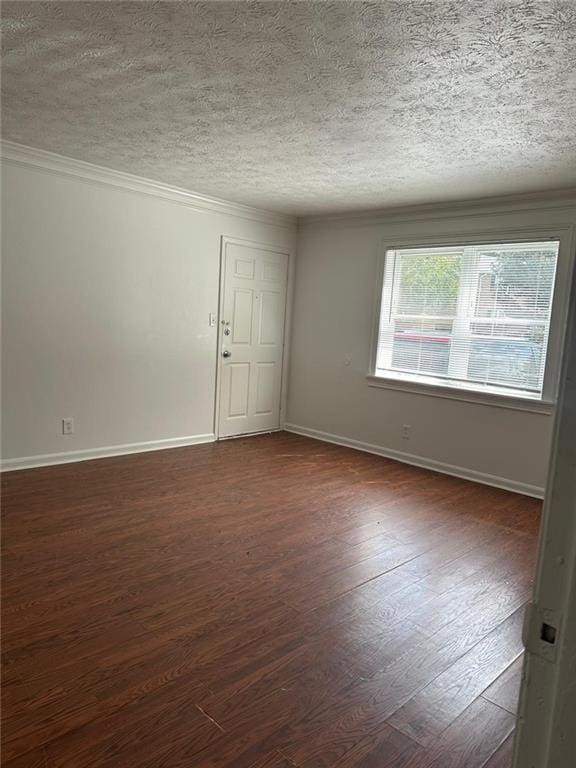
xmin=523 ymin=601 xmax=562 ymax=663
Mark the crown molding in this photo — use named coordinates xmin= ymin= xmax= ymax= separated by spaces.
xmin=0 ymin=140 xmax=295 ymax=229
xmin=3 ymin=140 xmax=574 ymax=229
xmin=300 ymin=188 xmax=576 ymax=228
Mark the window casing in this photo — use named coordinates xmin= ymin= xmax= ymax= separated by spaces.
xmin=371 ymin=239 xmax=562 ymax=406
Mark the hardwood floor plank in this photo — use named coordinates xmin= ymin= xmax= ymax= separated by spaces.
xmin=275 ymin=599 xmax=522 ymax=768
xmin=482 ymin=733 xmax=516 ymax=768
xmin=246 ymin=752 xmax=295 ymax=768
xmin=314 ymin=723 xmax=420 ymax=768
xmin=481 ymin=656 xmax=525 ymax=715
xmin=1 ymin=432 xmax=539 ymax=768
xmin=2 ymin=750 xmax=50 ymax=768
xmin=281 ymin=541 xmax=431 ymax=613
xmin=397 ymin=697 xmax=515 ymax=768
xmin=43 ymin=676 xmax=223 ymax=768
xmin=388 ymin=607 xmax=524 ymax=744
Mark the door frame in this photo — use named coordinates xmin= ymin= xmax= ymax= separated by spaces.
xmin=514 ymin=225 xmax=576 ymax=768
xmin=214 ymin=235 xmax=294 ymax=440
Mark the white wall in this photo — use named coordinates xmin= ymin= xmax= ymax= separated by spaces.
xmin=1 ymin=151 xmax=295 ymax=466
xmin=287 ymin=199 xmax=576 ymax=497
xmin=3 ymin=147 xmax=574 ymax=493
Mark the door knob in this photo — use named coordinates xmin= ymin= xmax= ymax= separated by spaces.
xmin=222 ymin=350 xmax=231 ymax=358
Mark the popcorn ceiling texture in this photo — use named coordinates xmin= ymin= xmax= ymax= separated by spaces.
xmin=2 ymin=0 xmax=576 ymax=215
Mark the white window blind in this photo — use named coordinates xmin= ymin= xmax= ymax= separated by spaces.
xmin=375 ymin=240 xmax=559 ymax=399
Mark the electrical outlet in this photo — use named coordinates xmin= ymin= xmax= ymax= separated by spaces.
xmin=343 ymin=354 xmax=352 ymax=367
xmin=62 ymin=418 xmax=75 ymax=435
xmin=401 ymin=424 xmax=411 ymax=440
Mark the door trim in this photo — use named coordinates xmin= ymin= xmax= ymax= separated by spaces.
xmin=214 ymin=236 xmax=293 ymax=440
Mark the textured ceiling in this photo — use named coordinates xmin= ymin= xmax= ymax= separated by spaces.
xmin=2 ymin=1 xmax=576 ymax=215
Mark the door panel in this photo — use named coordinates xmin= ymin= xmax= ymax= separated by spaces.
xmin=227 ymin=363 xmax=250 ymax=418
xmin=218 ymin=240 xmax=288 ymax=438
xmin=231 ymin=289 xmax=253 ymax=344
xmin=258 ymin=291 xmax=282 ymax=345
xmin=262 ymin=261 xmax=284 ymax=282
xmin=233 ymin=257 xmax=256 ymax=279
xmin=254 ymin=362 xmax=276 ymax=415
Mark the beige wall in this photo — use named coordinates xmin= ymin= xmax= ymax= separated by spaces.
xmin=1 ymin=158 xmax=295 ymax=465
xmin=286 ymin=201 xmax=576 ymax=496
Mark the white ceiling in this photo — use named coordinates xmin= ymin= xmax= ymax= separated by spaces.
xmin=2 ymin=1 xmax=576 ymax=216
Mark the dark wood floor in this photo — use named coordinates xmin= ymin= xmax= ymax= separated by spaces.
xmin=2 ymin=432 xmax=541 ymax=768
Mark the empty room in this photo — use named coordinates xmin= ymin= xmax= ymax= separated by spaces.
xmin=2 ymin=2 xmax=576 ymax=768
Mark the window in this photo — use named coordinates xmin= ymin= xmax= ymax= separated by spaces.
xmin=373 ymin=240 xmax=560 ymax=402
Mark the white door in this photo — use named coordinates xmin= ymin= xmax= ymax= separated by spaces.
xmin=217 ymin=239 xmax=289 ymax=438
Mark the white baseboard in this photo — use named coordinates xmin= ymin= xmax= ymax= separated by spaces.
xmin=283 ymin=423 xmax=545 ymax=499
xmin=2 ymin=425 xmax=546 ymax=499
xmin=0 ymin=433 xmax=216 ymax=472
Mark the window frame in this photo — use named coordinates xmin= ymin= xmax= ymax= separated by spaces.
xmin=367 ymin=226 xmax=575 ymax=414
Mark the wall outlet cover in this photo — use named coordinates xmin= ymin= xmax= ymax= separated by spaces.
xmin=62 ymin=418 xmax=75 ymax=435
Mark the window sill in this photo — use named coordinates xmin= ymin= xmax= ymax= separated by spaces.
xmin=366 ymin=374 xmax=554 ymax=414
